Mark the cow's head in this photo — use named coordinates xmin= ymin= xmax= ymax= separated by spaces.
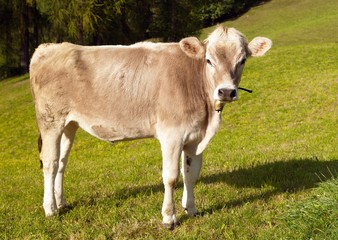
xmin=204 ymin=26 xmax=272 ymax=103
xmin=179 ymin=26 xmax=272 ymax=108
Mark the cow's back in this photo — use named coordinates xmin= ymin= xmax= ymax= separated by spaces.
xmin=30 ymin=42 xmax=208 ymax=141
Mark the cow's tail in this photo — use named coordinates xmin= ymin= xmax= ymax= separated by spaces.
xmin=38 ymin=132 xmax=43 ymax=169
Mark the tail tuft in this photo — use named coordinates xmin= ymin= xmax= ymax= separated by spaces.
xmin=38 ymin=133 xmax=43 ymax=169
xmin=38 ymin=133 xmax=42 ymax=153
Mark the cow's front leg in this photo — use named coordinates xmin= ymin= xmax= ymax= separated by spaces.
xmin=160 ymin=140 xmax=182 ymax=229
xmin=181 ymin=151 xmax=202 ymax=216
xmin=40 ymin=131 xmax=62 ymax=216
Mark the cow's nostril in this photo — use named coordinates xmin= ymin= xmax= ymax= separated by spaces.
xmin=218 ymin=89 xmax=225 ymax=97
xmin=230 ymin=89 xmax=237 ymax=98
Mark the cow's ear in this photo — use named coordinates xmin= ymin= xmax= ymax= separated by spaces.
xmin=248 ymin=37 xmax=272 ymax=57
xmin=179 ymin=37 xmax=205 ymax=59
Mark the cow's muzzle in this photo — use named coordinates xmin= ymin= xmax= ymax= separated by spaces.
xmin=217 ymin=88 xmax=237 ymax=102
xmin=214 ymin=87 xmax=253 ymax=112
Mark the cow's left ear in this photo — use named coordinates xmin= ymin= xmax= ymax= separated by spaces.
xmin=179 ymin=37 xmax=205 ymax=59
xmin=248 ymin=37 xmax=272 ymax=57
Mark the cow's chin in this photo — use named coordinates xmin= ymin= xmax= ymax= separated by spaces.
xmin=216 ymin=97 xmax=238 ymax=103
xmin=224 ymin=98 xmax=238 ymax=102
xmin=214 ymin=97 xmax=238 ymax=111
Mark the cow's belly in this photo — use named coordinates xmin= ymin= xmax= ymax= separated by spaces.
xmin=67 ymin=112 xmax=156 ymax=142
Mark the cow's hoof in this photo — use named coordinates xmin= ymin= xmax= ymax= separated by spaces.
xmin=58 ymin=204 xmax=72 ymax=215
xmin=162 ymin=221 xmax=181 ymax=230
xmin=57 ymin=201 xmax=67 ymax=210
xmin=44 ymin=210 xmax=58 ymax=217
xmin=57 ymin=203 xmax=68 ymax=211
xmin=43 ymin=202 xmax=58 ymax=217
xmin=184 ymin=207 xmax=198 ymax=217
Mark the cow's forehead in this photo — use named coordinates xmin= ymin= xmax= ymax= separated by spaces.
xmin=205 ymin=26 xmax=248 ymax=58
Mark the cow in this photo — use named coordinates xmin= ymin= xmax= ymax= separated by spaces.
xmin=30 ymin=25 xmax=271 ymax=229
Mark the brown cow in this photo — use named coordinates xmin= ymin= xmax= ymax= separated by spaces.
xmin=30 ymin=26 xmax=271 ymax=229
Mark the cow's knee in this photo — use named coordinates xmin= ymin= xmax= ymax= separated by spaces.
xmin=163 ymin=172 xmax=179 ymax=188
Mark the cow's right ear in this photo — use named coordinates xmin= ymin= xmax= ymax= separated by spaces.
xmin=179 ymin=37 xmax=205 ymax=59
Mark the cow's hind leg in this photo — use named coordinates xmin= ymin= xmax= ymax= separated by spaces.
xmin=181 ymin=151 xmax=202 ymax=216
xmin=55 ymin=122 xmax=78 ymax=210
xmin=159 ymin=137 xmax=182 ymax=229
xmin=40 ymin=129 xmax=63 ymax=216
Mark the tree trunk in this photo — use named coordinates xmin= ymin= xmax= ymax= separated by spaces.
xmin=20 ymin=0 xmax=30 ymax=73
xmin=169 ymin=0 xmax=177 ymax=41
xmin=31 ymin=0 xmax=39 ymax=49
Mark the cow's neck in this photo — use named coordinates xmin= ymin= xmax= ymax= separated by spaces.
xmin=195 ymin=108 xmax=222 ymax=155
xmin=194 ymin=69 xmax=223 ymax=155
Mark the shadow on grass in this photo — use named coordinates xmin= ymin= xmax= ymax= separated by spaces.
xmin=202 ymin=158 xmax=338 ymax=191
xmin=199 ymin=157 xmax=338 ymax=215
xmin=65 ymin=158 xmax=338 ymax=219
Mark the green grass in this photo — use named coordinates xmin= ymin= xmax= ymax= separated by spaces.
xmin=1 ymin=0 xmax=338 ymax=238
xmin=268 ymin=175 xmax=338 ymax=239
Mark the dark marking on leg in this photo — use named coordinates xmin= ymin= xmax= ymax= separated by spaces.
xmin=185 ymin=156 xmax=192 ymax=173
xmin=186 ymin=156 xmax=192 ymax=166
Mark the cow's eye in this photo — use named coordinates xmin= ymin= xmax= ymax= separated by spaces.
xmin=206 ymin=59 xmax=214 ymax=66
xmin=240 ymin=58 xmax=247 ymax=65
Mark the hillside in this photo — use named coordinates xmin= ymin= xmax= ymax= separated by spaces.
xmin=0 ymin=0 xmax=337 ymax=238
xmin=201 ymin=0 xmax=338 ymax=45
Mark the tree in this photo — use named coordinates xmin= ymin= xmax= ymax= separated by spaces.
xmin=0 ymin=0 xmax=43 ymax=77
xmin=0 ymin=0 xmax=17 ymax=78
xmin=36 ymin=0 xmax=102 ymax=44
xmin=198 ymin=0 xmax=269 ymax=26
xmin=89 ymin=0 xmax=152 ymax=45
xmin=20 ymin=0 xmax=30 ymax=73
xmin=150 ymin=0 xmax=203 ymax=42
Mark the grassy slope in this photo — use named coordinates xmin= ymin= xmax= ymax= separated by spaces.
xmin=0 ymin=0 xmax=337 ymax=239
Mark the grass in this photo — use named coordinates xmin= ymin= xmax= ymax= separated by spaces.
xmin=1 ymin=0 xmax=338 ymax=238
xmin=270 ymin=175 xmax=338 ymax=239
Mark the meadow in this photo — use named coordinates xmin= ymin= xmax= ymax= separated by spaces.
xmin=0 ymin=0 xmax=337 ymax=238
